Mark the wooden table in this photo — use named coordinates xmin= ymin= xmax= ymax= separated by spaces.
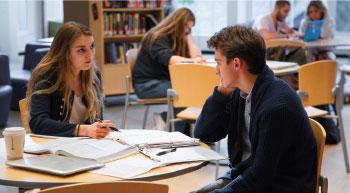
xmin=305 ymin=37 xmax=350 ymax=49
xmin=0 ymin=137 xmax=207 ymax=190
xmin=177 ymin=106 xmax=327 ymax=122
xmin=205 ymin=61 xmax=299 ymax=76
xmin=36 ymin=37 xmax=54 ymax=44
xmin=266 ymin=60 xmax=299 ymax=76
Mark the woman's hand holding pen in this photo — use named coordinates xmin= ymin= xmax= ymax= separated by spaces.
xmin=78 ymin=120 xmax=116 ymax=139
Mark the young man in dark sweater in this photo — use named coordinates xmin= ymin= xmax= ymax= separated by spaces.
xmin=191 ymin=26 xmax=317 ymax=193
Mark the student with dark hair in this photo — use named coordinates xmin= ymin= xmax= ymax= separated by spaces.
xmin=191 ymin=26 xmax=316 ymax=193
xmin=253 ymin=0 xmax=295 ymax=40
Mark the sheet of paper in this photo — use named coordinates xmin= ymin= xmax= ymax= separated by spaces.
xmin=91 ymin=154 xmax=163 ymax=179
xmin=142 ymin=146 xmax=227 ymax=164
xmin=106 ymin=129 xmax=199 ymax=147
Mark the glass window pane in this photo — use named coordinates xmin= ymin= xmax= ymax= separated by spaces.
xmin=17 ymin=0 xmax=28 ymax=31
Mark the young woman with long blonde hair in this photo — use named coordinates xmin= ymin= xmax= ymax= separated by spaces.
xmin=27 ymin=21 xmax=115 ymax=138
xmin=132 ymin=8 xmax=203 ymax=134
xmin=133 ymin=7 xmax=202 ymax=99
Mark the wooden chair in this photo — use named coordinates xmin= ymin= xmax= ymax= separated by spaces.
xmin=121 ymin=48 xmax=167 ymax=130
xmin=38 ymin=181 xmax=168 ymax=193
xmin=19 ymin=98 xmax=31 ymax=133
xmin=298 ymin=60 xmax=350 ymax=172
xmin=309 ymin=118 xmax=328 ymax=193
xmin=166 ymin=63 xmax=219 ymax=131
xmin=166 ymin=63 xmax=220 ymax=178
xmin=265 ymin=39 xmax=305 ymax=49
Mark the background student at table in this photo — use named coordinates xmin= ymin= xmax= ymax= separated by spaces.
xmin=252 ymin=0 xmax=295 ymax=40
xmin=27 ymin=21 xmax=116 ymax=138
xmin=253 ymin=0 xmax=306 ymax=66
xmin=191 ymin=26 xmax=316 ymax=193
xmin=133 ymin=7 xmax=203 ymax=134
xmin=299 ymin=0 xmax=335 ymax=61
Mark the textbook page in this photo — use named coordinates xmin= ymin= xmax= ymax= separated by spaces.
xmin=106 ymin=129 xmax=200 ymax=148
xmin=91 ymin=154 xmax=163 ymax=179
xmin=52 ymin=139 xmax=138 ymax=163
xmin=24 ymin=137 xmax=80 ymax=154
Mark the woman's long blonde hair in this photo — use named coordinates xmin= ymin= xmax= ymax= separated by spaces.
xmin=27 ymin=21 xmax=103 ymax=122
xmin=143 ymin=7 xmax=195 ymax=57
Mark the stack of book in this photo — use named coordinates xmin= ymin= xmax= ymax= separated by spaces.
xmin=103 ymin=0 xmax=164 ymax=9
xmin=104 ymin=13 xmax=158 ymax=36
xmin=105 ymin=42 xmax=139 ymax=64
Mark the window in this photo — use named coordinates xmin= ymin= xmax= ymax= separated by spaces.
xmin=173 ymin=0 xmax=350 ymax=50
xmin=17 ymin=0 xmax=28 ymax=31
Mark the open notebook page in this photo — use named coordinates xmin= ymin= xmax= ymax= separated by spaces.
xmin=106 ymin=129 xmax=200 ymax=148
xmin=51 ymin=139 xmax=138 ymax=163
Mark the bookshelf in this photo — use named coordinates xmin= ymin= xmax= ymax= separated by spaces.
xmin=64 ymin=0 xmax=164 ymax=95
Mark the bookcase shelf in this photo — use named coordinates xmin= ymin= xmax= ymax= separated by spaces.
xmin=65 ymin=0 xmax=164 ymax=95
xmin=104 ymin=7 xmax=163 ymax=12
xmin=104 ymin=34 xmax=144 ymax=42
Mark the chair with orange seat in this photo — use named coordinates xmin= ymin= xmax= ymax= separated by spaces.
xmin=121 ymin=48 xmax=168 ymax=130
xmin=298 ymin=60 xmax=349 ymax=172
xmin=38 ymin=181 xmax=168 ymax=193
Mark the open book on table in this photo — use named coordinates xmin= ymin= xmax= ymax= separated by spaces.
xmin=106 ymin=129 xmax=200 ymax=148
xmin=24 ymin=137 xmax=138 ymax=163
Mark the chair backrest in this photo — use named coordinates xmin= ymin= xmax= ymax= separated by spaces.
xmin=265 ymin=39 xmax=305 ymax=49
xmin=126 ymin=48 xmax=139 ymax=73
xmin=19 ymin=99 xmax=31 ymax=133
xmin=38 ymin=181 xmax=169 ymax=193
xmin=298 ymin=60 xmax=337 ymax=106
xmin=33 ymin=47 xmax=50 ymax=68
xmin=169 ymin=64 xmax=219 ymax=108
xmin=309 ymin=118 xmax=326 ymax=193
xmin=124 ymin=48 xmax=140 ymax=93
xmin=23 ymin=43 xmax=51 ymax=71
xmin=0 ymin=54 xmax=11 ymax=85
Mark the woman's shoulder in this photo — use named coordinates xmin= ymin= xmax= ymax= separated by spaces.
xmin=33 ymin=70 xmax=58 ymax=90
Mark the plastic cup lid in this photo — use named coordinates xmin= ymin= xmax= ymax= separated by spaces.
xmin=2 ymin=127 xmax=26 ymax=135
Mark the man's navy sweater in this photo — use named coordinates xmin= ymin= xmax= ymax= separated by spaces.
xmin=194 ymin=66 xmax=317 ymax=193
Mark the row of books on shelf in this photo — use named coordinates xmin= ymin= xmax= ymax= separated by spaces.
xmin=105 ymin=42 xmax=139 ymax=64
xmin=104 ymin=13 xmax=158 ymax=36
xmin=103 ymin=0 xmax=164 ymax=9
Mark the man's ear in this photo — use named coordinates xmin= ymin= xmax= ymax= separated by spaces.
xmin=232 ymin=58 xmax=243 ymax=71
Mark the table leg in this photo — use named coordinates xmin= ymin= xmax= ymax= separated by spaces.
xmin=18 ymin=187 xmax=31 ymax=193
xmin=338 ymin=70 xmax=350 ymax=172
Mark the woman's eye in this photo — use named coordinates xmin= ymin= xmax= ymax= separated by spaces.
xmin=78 ymin=48 xmax=85 ymax=53
xmin=91 ymin=43 xmax=95 ymax=49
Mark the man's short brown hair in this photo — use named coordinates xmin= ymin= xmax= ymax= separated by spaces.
xmin=207 ymin=26 xmax=266 ymax=74
xmin=275 ymin=0 xmax=290 ymax=8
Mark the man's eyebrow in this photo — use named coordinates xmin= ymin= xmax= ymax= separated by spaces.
xmin=74 ymin=45 xmax=86 ymax=48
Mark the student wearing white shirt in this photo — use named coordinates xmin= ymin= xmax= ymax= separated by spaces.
xmin=253 ymin=0 xmax=295 ymax=40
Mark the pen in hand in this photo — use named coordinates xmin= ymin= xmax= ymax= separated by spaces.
xmin=156 ymin=148 xmax=177 ymax=156
xmin=96 ymin=119 xmax=121 ymax=132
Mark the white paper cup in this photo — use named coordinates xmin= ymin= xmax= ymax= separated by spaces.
xmin=2 ymin=127 xmax=26 ymax=160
